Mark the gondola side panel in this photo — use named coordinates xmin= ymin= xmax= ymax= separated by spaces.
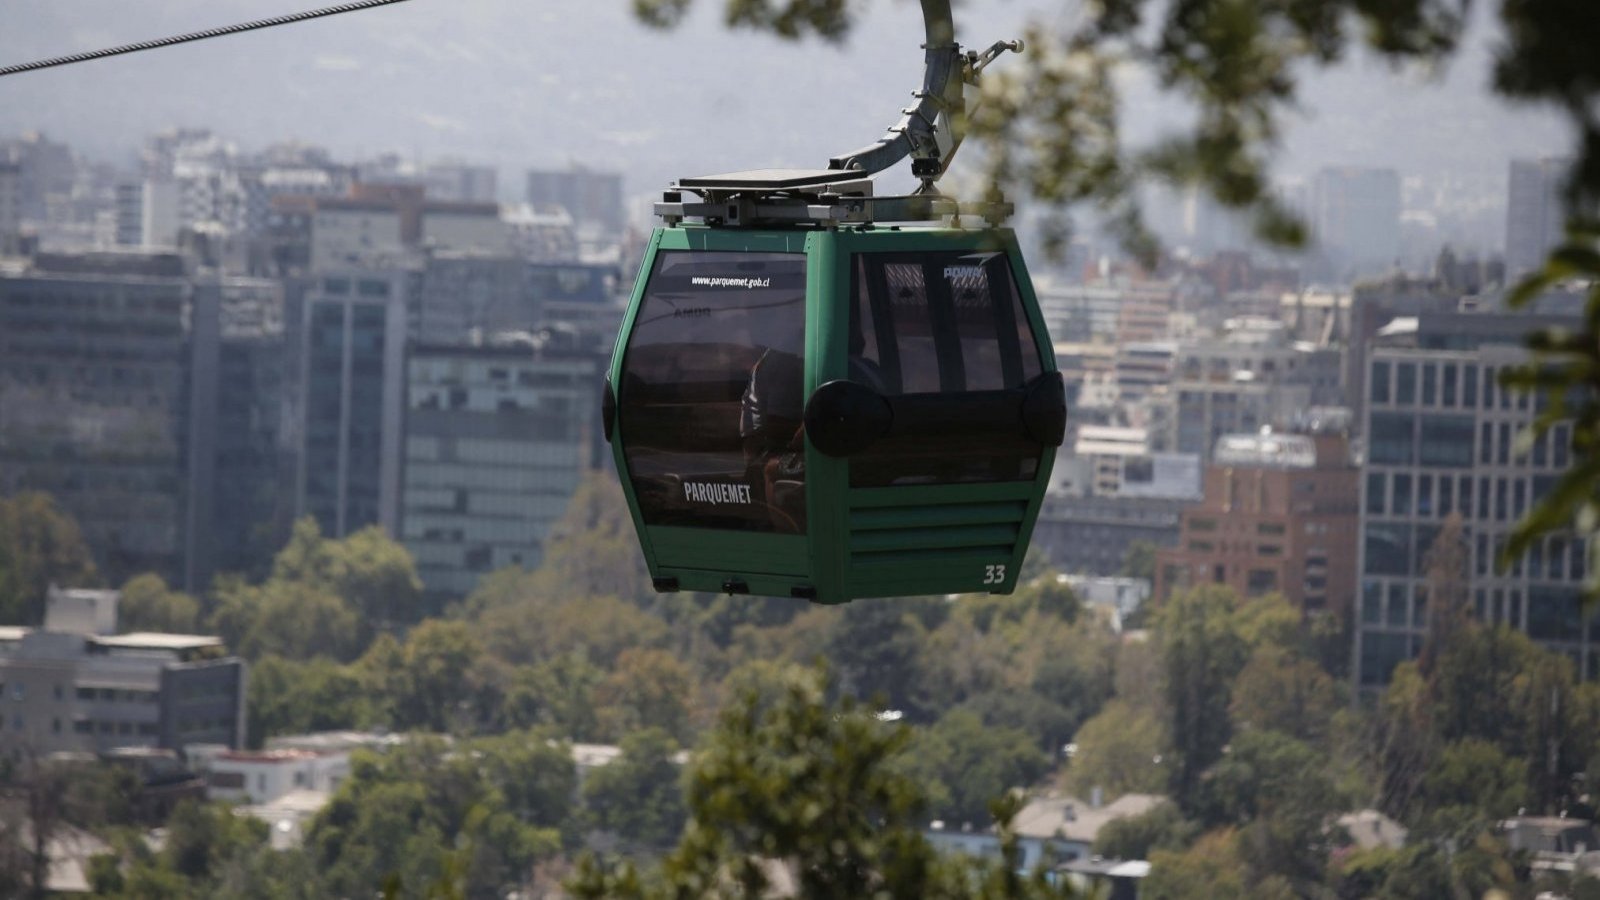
xmin=831 ymin=227 xmax=1055 ymax=600
xmin=996 ymin=229 xmax=1060 ymax=595
xmin=608 ymin=229 xmax=667 ymax=582
xmin=802 ymin=230 xmax=853 ymax=604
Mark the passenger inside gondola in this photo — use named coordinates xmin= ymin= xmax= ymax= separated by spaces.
xmin=618 ymin=251 xmax=808 ymax=534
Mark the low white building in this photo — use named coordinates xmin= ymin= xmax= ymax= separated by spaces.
xmin=1058 ymin=575 xmax=1151 ymax=628
xmin=202 ymin=748 xmax=350 ymax=804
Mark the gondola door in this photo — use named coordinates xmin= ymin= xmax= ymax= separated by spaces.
xmin=610 ymin=229 xmax=816 ymax=597
xmin=807 ymin=229 xmax=1062 ymax=600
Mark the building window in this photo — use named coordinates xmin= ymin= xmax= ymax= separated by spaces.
xmin=1362 ymin=581 xmax=1382 ymax=624
xmin=1246 ymin=569 xmax=1278 ymax=595
xmin=1421 ymin=365 xmax=1437 ymax=406
xmin=1371 ymin=361 xmax=1391 ymax=403
xmin=1257 ymin=522 xmax=1286 ymax=536
xmin=1365 ymin=523 xmax=1412 ymax=576
xmin=1188 ymin=517 xmax=1217 ymax=532
xmin=1257 ymin=544 xmax=1283 ymax=557
xmin=73 ymin=720 xmax=91 ymax=734
xmin=1370 ymin=413 xmax=1414 ymax=465
xmin=1419 ymin=416 xmax=1475 ymax=467
xmin=1396 ymin=363 xmax=1417 ymax=404
xmin=1392 ymin=474 xmax=1412 ymax=516
xmin=1387 ymin=583 xmax=1409 ymax=627
xmin=1442 ymin=364 xmax=1457 ymax=407
xmin=1417 ymin=476 xmax=1434 ymax=517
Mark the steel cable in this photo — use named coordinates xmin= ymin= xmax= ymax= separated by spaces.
xmin=0 ymin=0 xmax=414 ymax=79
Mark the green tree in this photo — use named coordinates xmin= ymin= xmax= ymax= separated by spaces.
xmin=271 ymin=517 xmax=426 ymax=629
xmin=227 ymin=580 xmax=363 ymax=662
xmin=902 ymin=709 xmax=1051 ymax=827
xmin=468 ymin=585 xmax=667 ymax=671
xmin=533 ymin=474 xmax=654 ymax=605
xmin=1192 ymin=730 xmax=1345 ymax=886
xmin=1092 ymin=801 xmax=1194 ymax=861
xmin=1228 ymin=645 xmax=1342 ymax=744
xmin=1063 ymin=700 xmax=1170 ymax=801
xmin=305 ymin=736 xmax=562 ymax=899
xmin=582 ymin=727 xmax=688 ymax=851
xmin=0 ymin=492 xmax=99 ymax=625
xmin=246 ymin=654 xmax=377 ymax=745
xmin=1156 ymin=585 xmax=1255 ymax=807
xmin=502 ymin=653 xmax=606 ymax=741
xmin=385 ymin=619 xmax=487 ymax=733
xmin=568 ymin=664 xmax=1076 ymax=900
xmin=1143 ymin=829 xmax=1249 ymax=900
xmin=825 ymin=596 xmax=942 ymax=716
xmin=594 ymin=647 xmax=695 ymax=743
xmin=162 ymin=800 xmax=270 ymax=882
xmin=1416 ymin=739 xmax=1529 ymax=835
xmin=116 ymin=573 xmax=199 ymax=633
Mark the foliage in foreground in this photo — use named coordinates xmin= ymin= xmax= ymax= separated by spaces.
xmin=569 ymin=664 xmax=1077 ymax=900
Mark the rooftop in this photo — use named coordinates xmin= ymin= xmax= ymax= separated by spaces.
xmin=216 ymin=749 xmax=322 ymax=764
xmin=92 ymin=633 xmax=222 ymax=652
xmin=1212 ymin=432 xmax=1319 ymax=469
xmin=1011 ymin=793 xmax=1169 ymax=844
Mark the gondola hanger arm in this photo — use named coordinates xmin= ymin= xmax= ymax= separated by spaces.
xmin=826 ymin=0 xmax=1021 ymax=194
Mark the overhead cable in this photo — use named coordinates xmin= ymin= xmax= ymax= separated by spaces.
xmin=0 ymin=0 xmax=415 ymax=79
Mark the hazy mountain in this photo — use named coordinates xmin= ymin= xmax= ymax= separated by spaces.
xmin=0 ymin=0 xmax=1572 ymax=211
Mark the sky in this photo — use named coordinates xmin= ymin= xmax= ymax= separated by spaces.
xmin=0 ymin=0 xmax=1576 ymax=214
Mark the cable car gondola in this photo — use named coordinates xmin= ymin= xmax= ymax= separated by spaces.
xmin=602 ymin=3 xmax=1066 ymax=604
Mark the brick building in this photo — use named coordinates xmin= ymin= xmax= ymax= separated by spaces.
xmin=1155 ymin=431 xmax=1359 ymax=616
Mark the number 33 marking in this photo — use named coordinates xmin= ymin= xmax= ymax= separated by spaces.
xmin=983 ymin=564 xmax=1007 ymax=585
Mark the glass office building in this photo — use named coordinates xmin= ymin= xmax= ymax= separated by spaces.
xmin=401 ymin=340 xmax=598 ymax=596
xmin=296 ymin=272 xmax=406 ymax=537
xmin=1354 ymin=307 xmax=1594 ymax=687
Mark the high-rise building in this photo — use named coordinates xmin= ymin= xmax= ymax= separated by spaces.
xmin=423 ymin=161 xmax=498 ymax=204
xmin=294 ymin=271 xmax=408 ymax=538
xmin=0 ymin=252 xmax=197 ymax=584
xmin=525 ymin=165 xmax=623 ymax=235
xmin=2 ymin=132 xmax=76 ymax=222
xmin=204 ymin=278 xmax=289 ymax=580
xmin=400 ymin=341 xmax=599 ymax=595
xmin=414 ymin=253 xmax=533 ymax=345
xmin=1353 ymin=304 xmax=1593 ymax=688
xmin=0 ymin=162 xmax=22 ymax=254
xmin=1160 ymin=318 xmax=1343 ymax=461
xmin=1154 ymin=431 xmax=1358 ymax=616
xmin=1312 ymin=167 xmax=1401 ymax=282
xmin=141 ymin=179 xmax=181 ymax=248
xmin=1505 ymin=158 xmax=1569 ymax=280
xmin=114 ymin=182 xmax=144 ymax=246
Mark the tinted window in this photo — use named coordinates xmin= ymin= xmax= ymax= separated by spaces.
xmin=1419 ymin=415 xmax=1474 ymax=467
xmin=1369 ymin=412 xmax=1414 ymax=465
xmin=619 ymin=252 xmax=807 ymax=533
xmin=848 ymin=250 xmax=1045 ymax=488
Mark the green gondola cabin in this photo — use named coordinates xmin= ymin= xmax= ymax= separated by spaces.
xmin=602 ymin=171 xmax=1066 ymax=604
